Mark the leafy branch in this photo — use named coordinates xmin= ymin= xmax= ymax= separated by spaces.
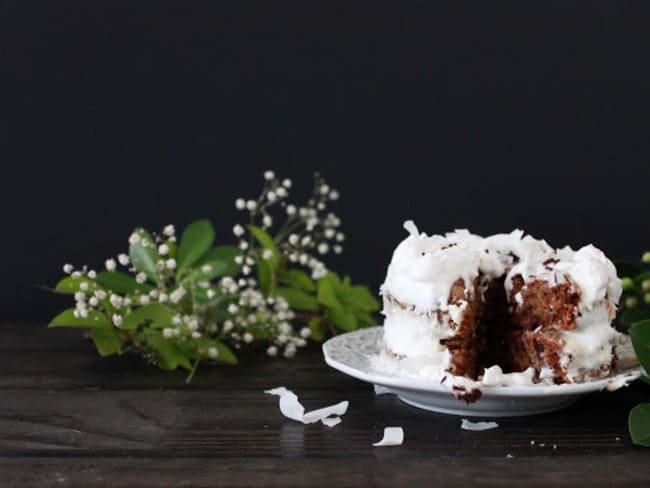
xmin=616 ymin=253 xmax=650 ymax=446
xmin=48 ymin=172 xmax=379 ymax=381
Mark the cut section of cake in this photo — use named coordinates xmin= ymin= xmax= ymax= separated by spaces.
xmin=377 ymin=221 xmax=625 ymax=388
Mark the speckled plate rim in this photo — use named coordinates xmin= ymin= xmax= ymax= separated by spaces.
xmin=322 ymin=327 xmax=641 ymax=398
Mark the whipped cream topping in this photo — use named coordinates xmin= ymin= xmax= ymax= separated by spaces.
xmin=379 ymin=220 xmax=624 ymax=385
xmin=381 ymin=220 xmax=622 ymax=315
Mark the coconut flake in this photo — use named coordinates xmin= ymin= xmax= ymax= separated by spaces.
xmin=460 ymin=419 xmax=499 ymax=431
xmin=373 ymin=427 xmax=404 ymax=447
xmin=265 ymin=386 xmax=348 ymax=427
xmin=374 ymin=385 xmax=393 ymax=395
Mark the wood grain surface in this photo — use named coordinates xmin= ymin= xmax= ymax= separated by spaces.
xmin=2 ymin=323 xmax=650 ymax=486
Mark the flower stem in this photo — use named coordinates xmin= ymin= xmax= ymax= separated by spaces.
xmin=185 ymin=358 xmax=201 ymax=384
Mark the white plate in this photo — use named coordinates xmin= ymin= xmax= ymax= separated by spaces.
xmin=322 ymin=327 xmax=641 ymax=417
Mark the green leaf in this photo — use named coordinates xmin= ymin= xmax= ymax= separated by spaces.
xmin=339 ymin=285 xmax=380 ymax=312
xmin=49 ymin=309 xmax=111 ymax=328
xmin=280 ymin=268 xmax=316 ymax=292
xmin=54 ymin=276 xmax=93 ymax=294
xmin=276 ymin=287 xmax=318 ymax=312
xmin=90 ymin=328 xmax=123 ymax=356
xmin=355 ymin=311 xmax=378 ymax=328
xmin=621 ymin=308 xmax=650 ymax=328
xmin=308 ymin=316 xmax=328 ymax=342
xmin=616 ymin=260 xmax=642 ymax=279
xmin=629 ymin=403 xmax=650 ymax=446
xmin=206 ymin=340 xmax=238 ymax=365
xmin=184 ymin=260 xmax=232 ymax=284
xmin=95 ymin=271 xmax=152 ymax=294
xmin=122 ymin=303 xmax=174 ymax=331
xmin=630 ymin=320 xmax=650 ymax=371
xmin=197 ymin=245 xmax=241 ymax=276
xmin=317 ymin=273 xmax=342 ymax=310
xmin=258 ymin=258 xmax=275 ymax=296
xmin=178 ymin=219 xmax=215 ymax=275
xmin=193 ymin=287 xmax=222 ymax=305
xmin=146 ymin=334 xmax=192 ymax=371
xmin=327 ymin=307 xmax=358 ymax=332
xmin=248 ymin=225 xmax=281 ymax=266
xmin=634 ymin=271 xmax=650 ymax=287
xmin=129 ymin=228 xmax=160 ymax=282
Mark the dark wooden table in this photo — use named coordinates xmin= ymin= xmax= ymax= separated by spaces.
xmin=2 ymin=323 xmax=650 ymax=486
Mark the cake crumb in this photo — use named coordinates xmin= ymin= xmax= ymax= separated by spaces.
xmin=530 ymin=440 xmax=535 ymax=445
xmin=553 ymin=444 xmax=557 ymax=450
xmin=506 ymin=454 xmax=514 ymax=459
xmin=539 ymin=443 xmax=546 ymax=447
xmin=615 ymin=437 xmax=621 ymax=441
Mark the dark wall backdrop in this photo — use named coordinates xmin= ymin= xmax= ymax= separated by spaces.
xmin=2 ymin=2 xmax=650 ymax=321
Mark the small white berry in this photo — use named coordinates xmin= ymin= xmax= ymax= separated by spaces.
xmin=163 ymin=225 xmax=175 ymax=236
xmin=288 ymin=234 xmax=299 ymax=245
xmin=317 ymin=243 xmax=329 ymax=255
xmin=112 ymin=314 xmax=123 ymax=327
xmin=233 ymin=224 xmax=245 ymax=237
xmin=166 ymin=259 xmax=177 ymax=270
xmin=262 ymin=249 xmax=274 ymax=260
xmin=87 ymin=270 xmax=96 ymax=279
xmin=243 ymin=332 xmax=254 ymax=343
xmin=235 ymin=198 xmax=246 ymax=210
xmin=163 ymin=328 xmax=174 ymax=339
xmin=329 ymin=190 xmax=339 ymax=200
xmin=105 ymin=259 xmax=116 ymax=271
xmin=264 ymin=170 xmax=275 ymax=180
xmin=208 ymin=347 xmax=218 ymax=359
xmin=333 ymin=245 xmax=343 ymax=254
xmin=300 ymin=327 xmax=311 ymax=338
xmin=158 ymin=244 xmax=169 ymax=256
xmin=282 ymin=178 xmax=292 ymax=188
xmin=267 ymin=345 xmax=278 ymax=357
xmin=336 ymin=232 xmax=345 ymax=242
xmin=79 ymin=281 xmax=89 ymax=291
xmin=276 ymin=187 xmax=287 ymax=198
xmin=191 ymin=331 xmax=201 ymax=339
xmin=140 ymin=295 xmax=150 ymax=305
xmin=262 ymin=215 xmax=273 ymax=228
xmin=319 ymin=184 xmax=330 ymax=195
xmin=63 ymin=264 xmax=74 ymax=274
xmin=128 ymin=233 xmax=141 ymax=244
xmin=246 ymin=200 xmax=257 ymax=211
xmin=158 ymin=293 xmax=168 ymax=303
xmin=118 ymin=254 xmax=130 ymax=265
xmin=135 ymin=272 xmax=147 ymax=284
xmin=239 ymin=240 xmax=249 ymax=250
xmin=286 ymin=204 xmax=296 ymax=216
xmin=267 ymin=191 xmax=277 ymax=203
xmin=228 ymin=304 xmax=239 ymax=314
xmin=301 ymin=236 xmax=311 ymax=246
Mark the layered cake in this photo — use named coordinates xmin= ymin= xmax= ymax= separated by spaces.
xmin=377 ymin=221 xmax=626 ymax=392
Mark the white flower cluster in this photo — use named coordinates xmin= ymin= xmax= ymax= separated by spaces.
xmin=62 ymin=213 xmax=312 ymax=359
xmin=233 ymin=171 xmax=344 ymax=280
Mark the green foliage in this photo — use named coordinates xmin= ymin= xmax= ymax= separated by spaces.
xmin=623 ymin=253 xmax=650 ymax=446
xmin=49 ymin=309 xmax=111 ymax=328
xmin=129 ymin=228 xmax=159 ymax=281
xmin=90 ymin=328 xmax=123 ymax=356
xmin=96 ymin=271 xmax=152 ymax=294
xmin=177 ymin=219 xmax=215 ymax=275
xmin=48 ymin=173 xmax=379 ymax=383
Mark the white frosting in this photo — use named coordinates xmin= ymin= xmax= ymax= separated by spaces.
xmin=379 ymin=220 xmax=624 ymax=385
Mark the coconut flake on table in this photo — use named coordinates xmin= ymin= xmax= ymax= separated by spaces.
xmin=264 ymin=386 xmax=348 ymax=427
xmin=460 ymin=419 xmax=499 ymax=431
xmin=373 ymin=427 xmax=404 ymax=447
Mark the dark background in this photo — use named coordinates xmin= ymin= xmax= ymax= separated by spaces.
xmin=2 ymin=1 xmax=650 ymax=322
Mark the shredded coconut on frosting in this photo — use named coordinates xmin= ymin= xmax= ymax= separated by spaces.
xmin=377 ymin=220 xmax=625 ymax=387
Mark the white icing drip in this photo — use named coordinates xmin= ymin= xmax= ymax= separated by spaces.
xmin=382 ymin=301 xmax=452 ymax=367
xmin=559 ymin=305 xmax=624 ymax=382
